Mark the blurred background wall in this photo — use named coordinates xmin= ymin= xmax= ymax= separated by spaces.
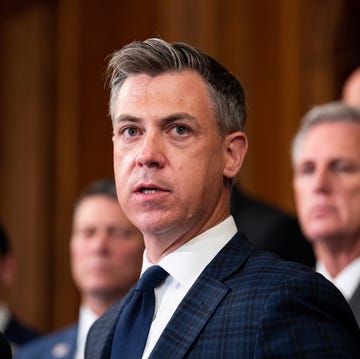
xmin=1 ymin=0 xmax=360 ymax=332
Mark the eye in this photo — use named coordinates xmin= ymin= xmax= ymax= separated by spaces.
xmin=171 ymin=124 xmax=190 ymax=136
xmin=296 ymin=161 xmax=315 ymax=176
xmin=123 ymin=127 xmax=139 ymax=137
xmin=108 ymin=226 xmax=130 ymax=238
xmin=76 ymin=227 xmax=95 ymax=239
xmin=332 ymin=161 xmax=358 ymax=173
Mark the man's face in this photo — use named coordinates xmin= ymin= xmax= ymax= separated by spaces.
xmin=293 ymin=122 xmax=360 ymax=243
xmin=0 ymin=253 xmax=15 ymax=298
xmin=70 ymin=195 xmax=144 ymax=299
xmin=112 ymin=71 xmax=246 ymax=246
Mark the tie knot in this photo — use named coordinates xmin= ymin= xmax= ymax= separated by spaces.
xmin=136 ymin=265 xmax=169 ymax=291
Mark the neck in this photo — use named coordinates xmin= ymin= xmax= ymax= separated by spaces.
xmin=143 ymin=191 xmax=231 ymax=263
xmin=314 ymin=237 xmax=360 ymax=277
xmin=144 ymin=214 xmax=230 ymax=264
xmin=82 ymin=292 xmax=125 ymax=317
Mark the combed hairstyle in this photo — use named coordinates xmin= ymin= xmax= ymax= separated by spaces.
xmin=291 ymin=101 xmax=360 ymax=165
xmin=106 ymin=38 xmax=246 ymax=135
xmin=73 ymin=178 xmax=118 ymax=213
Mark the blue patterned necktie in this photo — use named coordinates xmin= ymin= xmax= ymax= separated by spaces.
xmin=110 ymin=265 xmax=169 ymax=358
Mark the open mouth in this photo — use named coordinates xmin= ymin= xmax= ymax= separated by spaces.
xmin=135 ymin=182 xmax=168 ymax=195
xmin=140 ymin=188 xmax=159 ymax=194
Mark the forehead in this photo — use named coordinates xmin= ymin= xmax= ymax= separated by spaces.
xmin=113 ymin=71 xmax=212 ymax=118
xmin=75 ymin=196 xmax=123 ymax=220
xmin=298 ymin=121 xmax=360 ymax=160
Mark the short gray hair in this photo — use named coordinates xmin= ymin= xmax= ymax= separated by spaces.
xmin=291 ymin=101 xmax=360 ymax=165
xmin=106 ymin=38 xmax=246 ymax=135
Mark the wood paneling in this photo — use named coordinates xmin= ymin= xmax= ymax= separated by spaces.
xmin=1 ymin=0 xmax=360 ymax=332
xmin=0 ymin=2 xmax=56 ymax=331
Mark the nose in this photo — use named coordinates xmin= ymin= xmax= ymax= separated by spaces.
xmin=135 ymin=132 xmax=165 ymax=168
xmin=92 ymin=231 xmax=109 ymax=255
xmin=312 ymin=167 xmax=332 ymax=193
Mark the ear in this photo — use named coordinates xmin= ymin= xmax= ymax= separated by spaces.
xmin=223 ymin=131 xmax=248 ymax=179
xmin=0 ymin=254 xmax=16 ymax=287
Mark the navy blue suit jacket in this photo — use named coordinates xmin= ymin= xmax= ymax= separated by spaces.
xmin=4 ymin=315 xmax=40 ymax=355
xmin=4 ymin=316 xmax=40 ymax=346
xmin=14 ymin=324 xmax=77 ymax=359
xmin=86 ymin=233 xmax=360 ymax=358
xmin=0 ymin=331 xmax=12 ymax=359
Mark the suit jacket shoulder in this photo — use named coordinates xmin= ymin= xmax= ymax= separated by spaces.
xmin=14 ymin=324 xmax=78 ymax=359
xmin=4 ymin=315 xmax=41 ymax=355
xmin=86 ymin=233 xmax=360 ymax=358
xmin=4 ymin=316 xmax=41 ymax=346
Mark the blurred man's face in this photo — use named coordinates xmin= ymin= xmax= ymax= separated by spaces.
xmin=293 ymin=122 xmax=360 ymax=245
xmin=70 ymin=195 xmax=144 ymax=300
xmin=342 ymin=68 xmax=360 ymax=107
xmin=0 ymin=253 xmax=15 ymax=299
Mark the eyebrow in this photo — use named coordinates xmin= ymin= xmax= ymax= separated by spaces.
xmin=113 ymin=112 xmax=196 ymax=125
xmin=113 ymin=114 xmax=140 ymax=125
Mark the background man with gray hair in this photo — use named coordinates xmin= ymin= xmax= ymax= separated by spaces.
xmin=292 ymin=102 xmax=360 ymax=326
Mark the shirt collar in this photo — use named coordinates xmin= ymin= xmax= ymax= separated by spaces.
xmin=77 ymin=305 xmax=98 ymax=344
xmin=316 ymin=257 xmax=360 ymax=300
xmin=0 ymin=302 xmax=11 ymax=332
xmin=142 ymin=216 xmax=237 ymax=290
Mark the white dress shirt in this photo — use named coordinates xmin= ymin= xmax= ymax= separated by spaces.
xmin=73 ymin=305 xmax=98 ymax=359
xmin=141 ymin=216 xmax=237 ymax=359
xmin=0 ymin=302 xmax=11 ymax=332
xmin=316 ymin=257 xmax=360 ymax=301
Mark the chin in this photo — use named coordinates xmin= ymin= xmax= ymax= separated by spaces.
xmin=307 ymin=228 xmax=342 ymax=242
xmin=135 ymin=216 xmax=172 ymax=234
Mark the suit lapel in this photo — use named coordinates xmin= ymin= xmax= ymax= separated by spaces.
xmin=149 ymin=233 xmax=254 ymax=358
xmin=86 ymin=294 xmax=132 ymax=359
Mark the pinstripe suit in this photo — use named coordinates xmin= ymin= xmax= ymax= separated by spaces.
xmin=85 ymin=233 xmax=360 ymax=358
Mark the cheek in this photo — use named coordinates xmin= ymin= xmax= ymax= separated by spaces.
xmin=293 ymin=183 xmax=309 ymax=216
xmin=114 ymin=153 xmax=134 ymax=189
xmin=113 ymin=148 xmax=128 ymax=174
xmin=113 ymin=153 xmax=124 ymax=174
xmin=70 ymin=243 xmax=89 ymax=269
xmin=113 ymin=242 xmax=143 ymax=262
xmin=341 ymin=195 xmax=360 ymax=219
xmin=70 ymin=254 xmax=86 ymax=284
xmin=187 ymin=147 xmax=221 ymax=177
xmin=336 ymin=183 xmax=360 ymax=212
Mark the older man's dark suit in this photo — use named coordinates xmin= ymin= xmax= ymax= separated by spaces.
xmin=4 ymin=315 xmax=40 ymax=355
xmin=349 ymin=283 xmax=360 ymax=327
xmin=4 ymin=316 xmax=40 ymax=348
xmin=85 ymin=233 xmax=360 ymax=358
xmin=230 ymin=187 xmax=315 ymax=266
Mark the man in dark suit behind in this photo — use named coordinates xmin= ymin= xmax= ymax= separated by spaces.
xmin=85 ymin=38 xmax=360 ymax=358
xmin=0 ymin=225 xmax=40 ymax=354
xmin=0 ymin=331 xmax=12 ymax=359
xmin=292 ymin=102 xmax=360 ymax=327
xmin=231 ymin=186 xmax=315 ymax=266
